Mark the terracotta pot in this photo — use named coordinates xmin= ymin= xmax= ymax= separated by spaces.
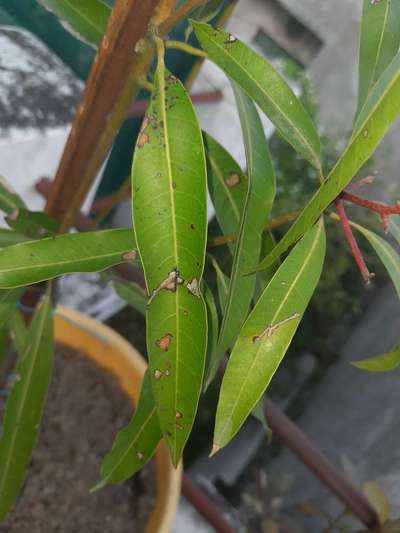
xmin=54 ymin=306 xmax=182 ymax=533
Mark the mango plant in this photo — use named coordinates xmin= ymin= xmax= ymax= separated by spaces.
xmin=0 ymin=0 xmax=400 ymax=521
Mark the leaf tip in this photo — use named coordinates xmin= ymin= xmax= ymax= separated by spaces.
xmin=209 ymin=444 xmax=220 ymax=458
xmin=89 ymin=480 xmax=106 ymax=494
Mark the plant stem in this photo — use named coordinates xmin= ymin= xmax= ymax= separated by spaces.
xmin=165 ymin=39 xmax=207 ymax=58
xmin=339 ymin=190 xmax=400 ymax=232
xmin=159 ymin=0 xmax=205 ymax=34
xmin=334 ymin=198 xmax=374 ymax=284
xmin=208 ymin=209 xmax=301 ymax=248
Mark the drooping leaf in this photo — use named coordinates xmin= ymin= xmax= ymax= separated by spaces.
xmin=203 ymin=283 xmax=220 ymax=387
xmin=0 ymin=177 xmax=25 ymax=216
xmin=0 ymin=286 xmax=53 ymax=520
xmin=192 ymin=21 xmax=321 ymax=170
xmin=257 ymin=52 xmax=400 ymax=271
xmin=6 ymin=209 xmax=59 ymax=239
xmin=0 ymin=228 xmax=136 ymax=289
xmin=93 ymin=372 xmax=161 ymax=490
xmin=357 ymin=0 xmax=400 ymax=116
xmin=213 ymin=220 xmax=326 ymax=451
xmin=131 ymin=63 xmax=208 ymax=465
xmin=351 ymin=343 xmax=400 ymax=372
xmin=349 ymin=220 xmax=400 ymax=298
xmin=37 ymin=0 xmax=111 ymax=48
xmin=208 ymin=254 xmax=229 ymax=311
xmin=0 ymin=229 xmax=28 ymax=248
xmin=113 ymin=280 xmax=147 ymax=316
xmin=216 ymin=85 xmax=276 ymax=361
xmin=389 ymin=217 xmax=400 ymax=245
xmin=204 ymin=132 xmax=248 ymax=252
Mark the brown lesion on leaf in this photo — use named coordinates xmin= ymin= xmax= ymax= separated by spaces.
xmin=175 ymin=410 xmax=183 ymax=419
xmin=122 ymin=250 xmax=137 ymax=262
xmin=137 ymin=116 xmax=150 ymax=148
xmin=252 ymin=313 xmax=300 ymax=343
xmin=225 ymin=172 xmax=240 ymax=188
xmin=153 ymin=369 xmax=163 ymax=380
xmin=186 ymin=277 xmax=200 ymax=297
xmin=156 ymin=333 xmax=173 ymax=352
xmin=175 ymin=422 xmax=184 ymax=430
xmin=148 ymin=268 xmax=184 ymax=304
xmin=224 ymin=34 xmax=237 ymax=45
xmin=136 ymin=451 xmax=144 ymax=461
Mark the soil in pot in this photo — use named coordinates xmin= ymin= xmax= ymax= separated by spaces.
xmin=0 ymin=344 xmax=156 ymax=533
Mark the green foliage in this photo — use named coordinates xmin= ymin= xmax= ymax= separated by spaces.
xmin=357 ymin=0 xmax=400 ymax=116
xmin=37 ymin=0 xmax=110 ymax=47
xmin=131 ymin=55 xmax=208 ymax=465
xmin=213 ymin=220 xmax=326 ymax=450
xmin=1 ymin=4 xmax=400 ymax=502
xmin=216 ymin=85 xmax=276 ymax=363
xmin=351 ymin=343 xmax=400 ymax=372
xmin=94 ymin=372 xmax=161 ymax=489
xmin=192 ymin=21 xmax=322 ymax=170
xmin=258 ymin=51 xmax=400 ymax=270
xmin=0 ymin=286 xmax=53 ymax=520
xmin=0 ymin=229 xmax=136 ymax=288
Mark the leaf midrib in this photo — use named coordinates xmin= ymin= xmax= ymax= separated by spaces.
xmin=102 ymin=407 xmax=157 ymax=484
xmin=198 ymin=25 xmax=320 ymax=169
xmin=0 ymin=249 xmax=130 ymax=276
xmin=216 ymin=221 xmax=322 ymax=446
xmin=157 ymin=64 xmax=180 ymax=460
xmin=369 ymin=1 xmax=390 ymax=93
xmin=0 ymin=295 xmax=50 ymax=506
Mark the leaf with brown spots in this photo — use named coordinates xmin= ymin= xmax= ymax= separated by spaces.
xmin=94 ymin=372 xmax=161 ymax=489
xmin=132 ymin=58 xmax=207 ymax=465
xmin=213 ymin=220 xmax=326 ymax=451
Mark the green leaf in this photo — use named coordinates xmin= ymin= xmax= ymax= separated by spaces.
xmin=0 ymin=229 xmax=28 ymax=248
xmin=350 ymin=220 xmax=400 ymax=298
xmin=216 ymin=85 xmax=276 ymax=360
xmin=0 ymin=290 xmax=21 ymax=331
xmin=357 ymin=0 xmax=400 ymax=116
xmin=8 ymin=311 xmax=28 ymax=359
xmin=255 ymin=231 xmax=278 ymax=301
xmin=389 ymin=217 xmax=400 ymax=245
xmin=131 ymin=64 xmax=208 ymax=465
xmin=38 ymin=0 xmax=111 ymax=48
xmin=113 ymin=280 xmax=147 ymax=316
xmin=204 ymin=132 xmax=248 ymax=253
xmin=351 ymin=343 xmax=400 ymax=372
xmin=0 ymin=229 xmax=136 ymax=289
xmin=257 ymin=52 xmax=400 ymax=271
xmin=6 ymin=209 xmax=59 ymax=239
xmin=0 ymin=328 xmax=8 ymax=370
xmin=93 ymin=372 xmax=161 ymax=490
xmin=208 ymin=254 xmax=229 ymax=311
xmin=0 ymin=286 xmax=53 ymax=520
xmin=203 ymin=283 xmax=220 ymax=387
xmin=213 ymin=220 xmax=326 ymax=451
xmin=0 ymin=177 xmax=25 ymax=216
xmin=192 ymin=21 xmax=321 ymax=170
xmin=251 ymin=398 xmax=270 ymax=435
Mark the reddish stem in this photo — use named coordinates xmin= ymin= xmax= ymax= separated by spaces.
xmin=339 ymin=191 xmax=400 ymax=233
xmin=335 ymin=198 xmax=374 ymax=284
